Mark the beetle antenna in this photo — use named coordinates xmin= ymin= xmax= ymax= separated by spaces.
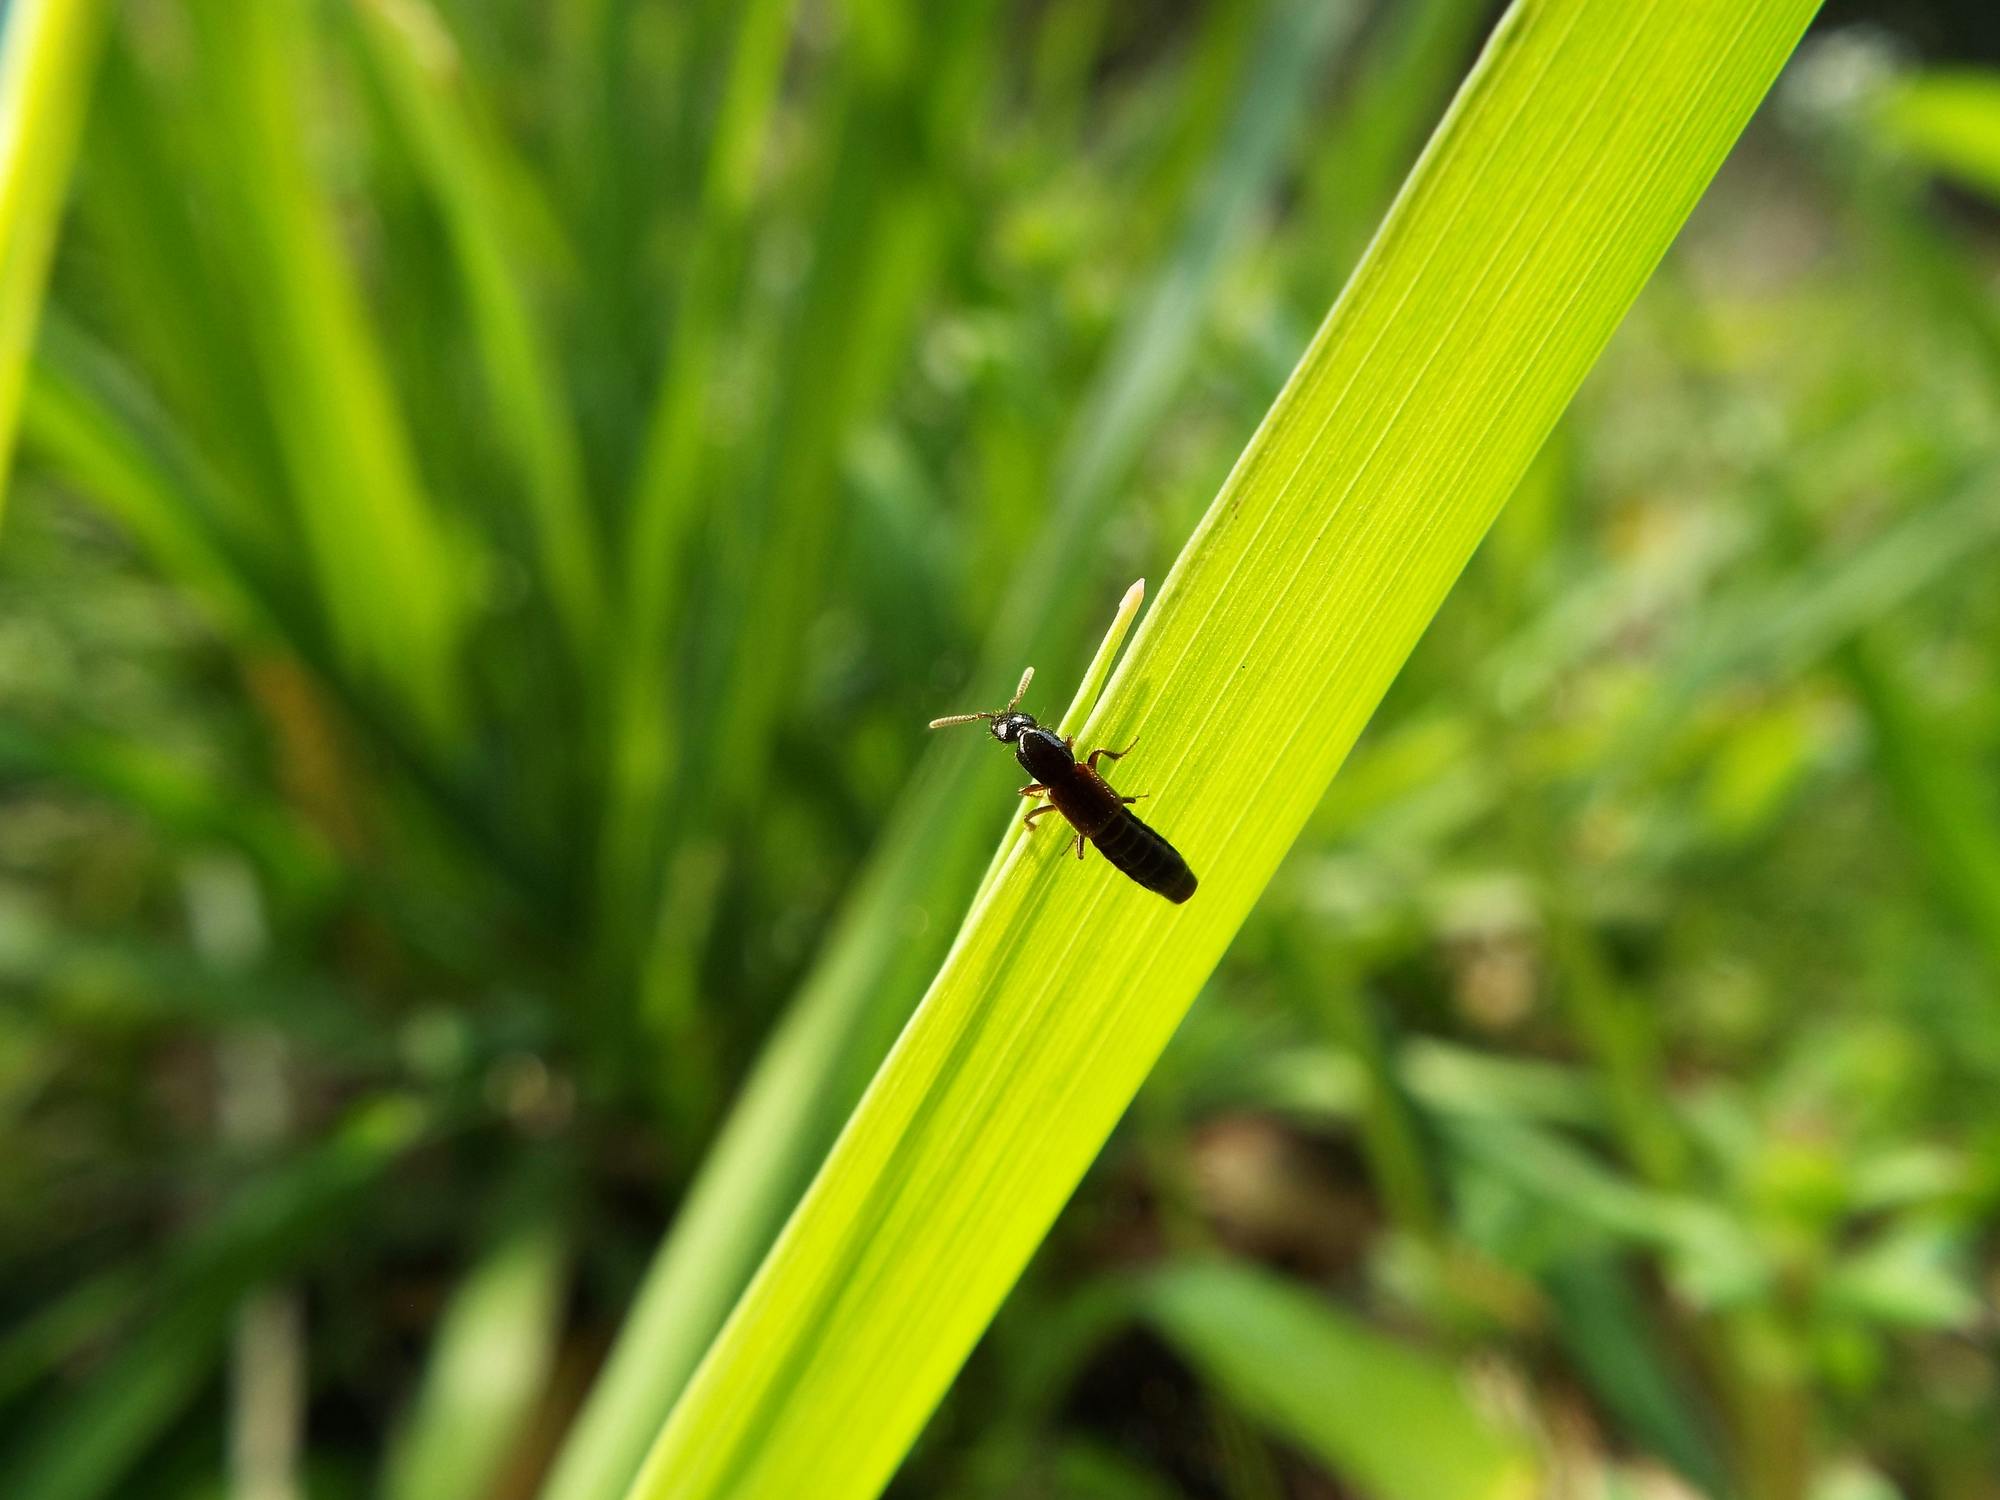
xmin=1005 ymin=666 xmax=1034 ymax=712
xmin=929 ymin=667 xmax=1035 ymax=730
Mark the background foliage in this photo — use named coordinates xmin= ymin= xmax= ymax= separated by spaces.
xmin=2 ymin=1 xmax=1997 ymax=1498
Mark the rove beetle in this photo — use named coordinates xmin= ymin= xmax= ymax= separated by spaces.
xmin=929 ymin=667 xmax=1197 ymax=903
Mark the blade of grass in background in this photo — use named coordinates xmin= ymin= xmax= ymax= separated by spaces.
xmin=1544 ymin=1257 xmax=1730 ymax=1497
xmin=1142 ymin=1260 xmax=1535 ymax=1500
xmin=23 ymin=314 xmax=553 ymax=915
xmin=0 ymin=1275 xmax=154 ymax=1421
xmin=633 ymin=0 xmax=1003 ymax=1102
xmin=0 ymin=1304 xmax=218 ymax=1500
xmin=1599 ymin=471 xmax=2000 ymax=789
xmin=0 ymin=0 xmax=109 ymax=516
xmin=1873 ymin=68 xmax=2000 ymax=200
xmin=624 ymin=3 xmax=1822 ymax=1496
xmin=21 ymin=327 xmax=292 ymax=652
xmin=182 ymin=0 xmax=467 ymax=743
xmin=1809 ymin=92 xmax=2000 ymax=986
xmin=547 ymin=0 xmax=652 ymax=474
xmin=0 ymin=719 xmax=336 ymax=913
xmin=1298 ymin=0 xmax=1490 ymax=283
xmin=353 ymin=0 xmax=604 ymax=670
xmin=593 ymin=0 xmax=798 ymax=974
xmin=56 ymin=35 xmax=295 ymax=560
xmin=1442 ymin=1114 xmax=1758 ymax=1287
xmin=0 ymin=1097 xmax=427 ymax=1500
xmin=384 ymin=1227 xmax=567 ymax=1500
xmin=1840 ymin=636 xmax=2000 ymax=981
xmin=539 ymin=7 xmax=1357 ymax=1494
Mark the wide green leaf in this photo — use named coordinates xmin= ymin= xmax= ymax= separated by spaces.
xmin=624 ymin=3 xmax=1819 ymax=1496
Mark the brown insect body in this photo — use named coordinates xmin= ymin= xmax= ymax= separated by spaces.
xmin=1008 ymin=719 xmax=1197 ymax=903
xmin=928 ymin=668 xmax=1197 ymax=904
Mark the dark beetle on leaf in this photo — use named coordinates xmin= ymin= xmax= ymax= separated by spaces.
xmin=929 ymin=668 xmax=1197 ymax=903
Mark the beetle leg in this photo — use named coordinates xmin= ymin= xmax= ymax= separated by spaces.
xmin=1086 ymin=736 xmax=1139 ymax=772
xmin=1022 ymin=803 xmax=1058 ymax=831
xmin=1118 ymin=794 xmax=1146 ymax=805
xmin=1073 ymin=831 xmax=1087 ymax=860
xmin=1017 ymin=783 xmax=1048 ymax=798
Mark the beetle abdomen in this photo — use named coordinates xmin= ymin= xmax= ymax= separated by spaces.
xmin=1087 ymin=805 xmax=1199 ymax=903
xmin=1042 ymin=749 xmax=1198 ymax=903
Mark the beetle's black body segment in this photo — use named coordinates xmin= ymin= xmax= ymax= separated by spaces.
xmin=1007 ymin=719 xmax=1197 ymax=903
xmin=1002 ymin=720 xmax=1075 ymax=782
xmin=930 ymin=673 xmax=1197 ymax=904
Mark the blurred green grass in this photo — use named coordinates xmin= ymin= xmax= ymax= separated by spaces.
xmin=3 ymin=2 xmax=1999 ymax=1498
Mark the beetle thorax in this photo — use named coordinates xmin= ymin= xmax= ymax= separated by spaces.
xmin=1013 ymin=725 xmax=1075 ymax=782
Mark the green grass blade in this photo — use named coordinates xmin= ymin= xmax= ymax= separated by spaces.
xmin=0 ymin=1269 xmax=142 ymax=1409
xmin=0 ymin=0 xmax=110 ymax=518
xmin=620 ymin=0 xmax=796 ymax=616
xmin=67 ymin=36 xmax=293 ymax=550
xmin=591 ymin=0 xmax=800 ymax=973
xmin=183 ymin=0 xmax=468 ymax=741
xmin=658 ymin=4 xmax=989 ymax=839
xmin=625 ymin=8 xmax=985 ymax=1126
xmin=0 ymin=1305 xmax=216 ymax=1500
xmin=21 ymin=338 xmax=282 ymax=646
xmin=1544 ymin=1256 xmax=1728 ymax=1497
xmin=1840 ymin=636 xmax=2000 ymax=980
xmin=1873 ymin=69 xmax=2000 ymax=201
xmin=25 ymin=322 xmax=546 ymax=904
xmin=352 ymin=0 xmax=604 ymax=666
xmin=1142 ymin=1260 xmax=1537 ymax=1500
xmin=1443 ymin=1116 xmax=1754 ymax=1283
xmin=0 ymin=1097 xmax=426 ymax=1500
xmin=1593 ymin=471 xmax=2000 ymax=789
xmin=0 ymin=719 xmax=337 ymax=912
xmin=384 ymin=1227 xmax=567 ymax=1500
xmin=624 ymin=3 xmax=1820 ymax=1496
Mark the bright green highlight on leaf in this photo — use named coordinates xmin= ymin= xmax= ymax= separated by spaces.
xmin=625 ymin=2 xmax=1819 ymax=1497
